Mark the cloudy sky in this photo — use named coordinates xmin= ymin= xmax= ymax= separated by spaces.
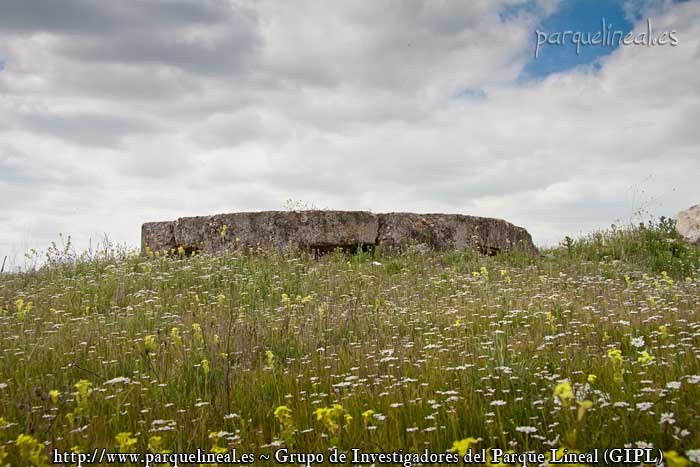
xmin=0 ymin=0 xmax=698 ymax=267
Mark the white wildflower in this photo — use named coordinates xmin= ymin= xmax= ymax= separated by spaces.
xmin=515 ymin=426 xmax=537 ymax=434
xmin=686 ymin=449 xmax=700 ymax=463
xmin=105 ymin=376 xmax=132 ymax=385
xmin=659 ymin=412 xmax=675 ymax=426
xmin=630 ymin=336 xmax=645 ymax=348
xmin=636 ymin=402 xmax=654 ymax=412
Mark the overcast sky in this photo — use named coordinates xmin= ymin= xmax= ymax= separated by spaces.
xmin=1 ymin=0 xmax=698 ymax=267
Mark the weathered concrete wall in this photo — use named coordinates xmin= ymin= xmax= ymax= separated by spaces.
xmin=178 ymin=211 xmax=378 ymax=253
xmin=677 ymin=204 xmax=700 ymax=245
xmin=377 ymin=212 xmax=536 ymax=255
xmin=141 ymin=210 xmax=537 ymax=256
xmin=141 ymin=221 xmax=176 ymax=254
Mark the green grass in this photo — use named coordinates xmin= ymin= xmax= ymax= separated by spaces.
xmin=0 ymin=220 xmax=699 ymax=466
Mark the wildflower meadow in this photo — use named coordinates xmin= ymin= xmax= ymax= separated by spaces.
xmin=0 ymin=220 xmax=699 ymax=465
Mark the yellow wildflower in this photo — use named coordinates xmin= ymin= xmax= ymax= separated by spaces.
xmin=16 ymin=434 xmax=48 ymax=466
xmin=577 ymin=400 xmax=593 ymax=421
xmin=450 ymin=437 xmax=478 ymax=456
xmin=192 ymin=323 xmax=203 ymax=344
xmin=144 ymin=335 xmax=157 ymax=353
xmin=638 ymin=351 xmax=655 ymax=364
xmin=74 ymin=379 xmax=92 ymax=407
xmin=115 ymin=432 xmax=137 ymax=453
xmin=14 ymin=298 xmax=33 ymax=319
xmin=209 ymin=431 xmax=228 ymax=454
xmin=663 ymin=451 xmax=689 ymax=467
xmin=312 ymin=404 xmax=345 ymax=434
xmin=607 ymin=348 xmax=623 ymax=365
xmin=265 ymin=350 xmax=275 ymax=368
xmin=274 ymin=405 xmax=293 ymax=424
xmin=147 ymin=436 xmax=170 ymax=454
xmin=553 ymin=381 xmax=574 ymax=403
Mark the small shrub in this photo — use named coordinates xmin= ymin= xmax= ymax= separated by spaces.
xmin=555 ymin=217 xmax=699 ymax=278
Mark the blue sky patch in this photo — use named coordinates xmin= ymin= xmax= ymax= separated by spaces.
xmin=499 ymin=0 xmax=541 ymax=22
xmin=521 ymin=0 xmax=633 ymax=79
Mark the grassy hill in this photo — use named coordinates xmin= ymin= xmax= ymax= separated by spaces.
xmin=1 ymin=219 xmax=699 ymax=465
